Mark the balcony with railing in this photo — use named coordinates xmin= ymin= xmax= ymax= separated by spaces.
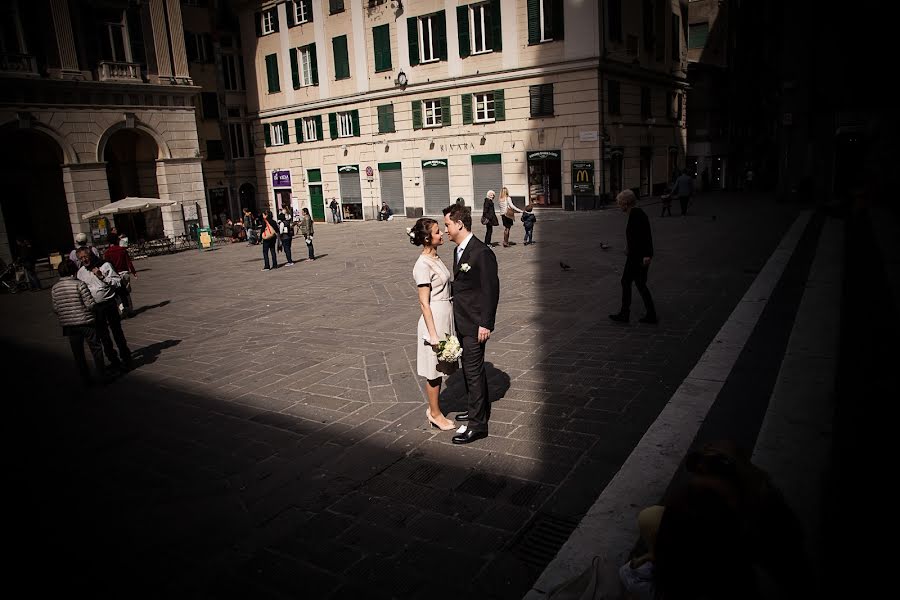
xmin=0 ymin=53 xmax=39 ymax=76
xmin=97 ymin=61 xmax=142 ymax=82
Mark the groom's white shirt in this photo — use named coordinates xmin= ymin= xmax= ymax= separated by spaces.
xmin=456 ymin=233 xmax=474 ymax=262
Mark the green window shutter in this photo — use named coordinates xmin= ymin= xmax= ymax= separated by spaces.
xmin=351 ymin=110 xmax=360 ymax=137
xmin=373 ymin=24 xmax=392 ymax=72
xmin=290 ymin=48 xmax=300 ymax=88
xmin=263 ymin=123 xmax=271 ymax=147
xmin=309 ymin=44 xmax=319 ymax=85
xmin=435 ymin=10 xmax=447 ymax=61
xmin=377 ymin=105 xmax=395 ymax=133
xmin=671 ymin=14 xmax=680 ymax=60
xmin=494 ymin=89 xmax=505 ymax=121
xmin=281 ymin=121 xmax=289 ymax=144
xmin=286 ymin=1 xmax=296 ymax=27
xmin=688 ymin=22 xmax=708 ymax=49
xmin=265 ymin=53 xmax=280 ymax=92
xmin=412 ymin=101 xmax=422 ymax=130
xmin=491 ymin=0 xmax=502 ymax=51
xmin=407 ymin=18 xmax=419 ymax=66
xmin=440 ymin=97 xmax=451 ymax=127
xmin=608 ymin=80 xmax=620 ymax=115
xmin=462 ymin=94 xmax=472 ymax=124
xmin=295 ymin=118 xmax=303 ymax=143
xmin=254 ymin=12 xmax=262 ymax=37
xmin=527 ymin=0 xmax=540 ymax=44
xmin=552 ymin=0 xmax=565 ymax=40
xmin=271 ymin=8 xmax=279 ymax=32
xmin=333 ymin=35 xmax=349 ymax=80
xmin=329 ymin=113 xmax=338 ymax=139
xmin=457 ymin=6 xmax=470 ymax=58
xmin=315 ymin=115 xmax=323 ymax=140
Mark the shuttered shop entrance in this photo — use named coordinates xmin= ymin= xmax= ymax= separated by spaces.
xmin=338 ymin=165 xmax=363 ymax=220
xmin=378 ymin=162 xmax=404 ymax=217
xmin=472 ymin=154 xmax=502 ymax=207
xmin=422 ymin=159 xmax=449 ymax=216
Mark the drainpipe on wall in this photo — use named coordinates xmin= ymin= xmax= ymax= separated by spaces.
xmin=599 ymin=0 xmax=608 ymax=206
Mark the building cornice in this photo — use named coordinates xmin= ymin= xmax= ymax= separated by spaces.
xmin=600 ymin=58 xmax=691 ymax=89
xmin=0 ymin=76 xmax=201 ymax=96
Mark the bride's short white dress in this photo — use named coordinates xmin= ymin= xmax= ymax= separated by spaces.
xmin=414 ymin=254 xmax=456 ymax=379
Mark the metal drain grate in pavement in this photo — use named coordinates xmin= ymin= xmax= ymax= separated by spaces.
xmin=510 ymin=513 xmax=581 ymax=572
xmin=407 ymin=463 xmax=442 ymax=485
xmin=456 ymin=472 xmax=507 ymax=499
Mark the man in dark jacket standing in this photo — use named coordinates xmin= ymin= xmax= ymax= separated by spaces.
xmin=610 ymin=189 xmax=658 ymax=324
xmin=443 ymin=204 xmax=500 ymax=444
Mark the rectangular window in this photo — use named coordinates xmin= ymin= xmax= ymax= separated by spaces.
xmin=294 ymin=0 xmax=309 ymax=24
xmin=338 ymin=112 xmax=354 ymax=137
xmin=527 ymin=0 xmax=563 ymax=44
xmin=303 ymin=117 xmax=318 ymax=141
xmin=672 ymin=14 xmax=680 ymax=60
xmin=261 ymin=10 xmax=275 ymax=35
xmin=688 ymin=22 xmax=709 ymax=49
xmin=265 ymin=53 xmax=280 ymax=93
xmin=201 ymin=92 xmax=219 ymax=119
xmin=608 ymin=0 xmax=622 ymax=43
xmin=419 ymin=14 xmax=437 ymax=63
xmin=471 ymin=3 xmax=493 ymax=54
xmin=299 ymin=46 xmax=313 ymax=86
xmin=641 ymin=86 xmax=651 ymax=120
xmin=377 ymin=104 xmax=395 ymax=134
xmin=227 ymin=107 xmax=241 ymax=118
xmin=608 ymin=80 xmax=620 ymax=115
xmin=373 ymin=24 xmax=392 ymax=72
xmin=206 ymin=140 xmax=224 ymax=161
xmin=222 ymin=54 xmax=245 ymax=90
xmin=329 ymin=0 xmax=344 ymax=15
xmin=185 ymin=32 xmax=211 ymax=63
xmin=423 ymin=99 xmax=442 ymax=128
xmin=529 ymin=84 xmax=553 ymax=117
xmin=474 ymin=93 xmax=495 ymax=123
xmin=101 ymin=12 xmax=131 ymax=62
xmin=271 ymin=121 xmax=287 ymax=146
xmin=229 ymin=123 xmax=247 ymax=158
xmin=333 ymin=35 xmax=350 ymax=80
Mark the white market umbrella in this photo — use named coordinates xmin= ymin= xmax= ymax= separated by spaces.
xmin=82 ymin=197 xmax=177 ymax=221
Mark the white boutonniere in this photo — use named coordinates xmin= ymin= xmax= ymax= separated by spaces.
xmin=459 ymin=263 xmax=471 ymax=272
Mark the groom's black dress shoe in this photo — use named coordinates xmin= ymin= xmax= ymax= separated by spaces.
xmin=452 ymin=429 xmax=488 ymax=445
xmin=455 ymin=412 xmax=469 ymax=422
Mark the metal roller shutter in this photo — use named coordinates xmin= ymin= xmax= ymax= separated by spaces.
xmin=338 ymin=167 xmax=362 ymax=219
xmin=472 ymin=161 xmax=502 ymax=209
xmin=423 ymin=162 xmax=449 ymax=216
xmin=378 ymin=164 xmax=404 ymax=216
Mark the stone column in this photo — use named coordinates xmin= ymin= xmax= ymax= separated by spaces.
xmin=156 ymin=157 xmax=206 ymax=238
xmin=165 ymin=0 xmax=192 ymax=84
xmin=48 ymin=0 xmax=85 ymax=80
xmin=148 ymin=0 xmax=173 ymax=81
xmin=62 ymin=163 xmax=112 ymax=243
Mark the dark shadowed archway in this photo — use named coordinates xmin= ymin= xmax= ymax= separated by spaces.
xmin=104 ymin=129 xmax=163 ymax=241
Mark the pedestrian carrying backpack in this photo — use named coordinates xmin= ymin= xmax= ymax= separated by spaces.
xmin=278 ymin=219 xmax=289 ymax=235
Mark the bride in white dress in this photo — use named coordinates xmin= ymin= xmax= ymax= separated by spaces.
xmin=410 ymin=218 xmax=457 ymax=431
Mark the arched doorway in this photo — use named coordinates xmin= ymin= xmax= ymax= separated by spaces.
xmin=104 ymin=129 xmax=162 ymax=241
xmin=239 ymin=183 xmax=256 ymax=211
xmin=0 ymin=128 xmax=71 ymax=257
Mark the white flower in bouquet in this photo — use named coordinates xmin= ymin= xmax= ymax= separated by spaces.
xmin=437 ymin=334 xmax=462 ymax=363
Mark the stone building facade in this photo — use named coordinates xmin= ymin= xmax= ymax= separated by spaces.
xmin=239 ymin=0 xmax=688 ymax=221
xmin=0 ymin=0 xmax=207 ymax=262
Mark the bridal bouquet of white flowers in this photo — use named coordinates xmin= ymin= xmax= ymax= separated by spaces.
xmin=424 ymin=333 xmax=463 ymax=372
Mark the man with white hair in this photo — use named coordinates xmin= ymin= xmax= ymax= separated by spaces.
xmin=609 ymin=189 xmax=658 ymax=324
xmin=68 ymin=233 xmax=100 ymax=264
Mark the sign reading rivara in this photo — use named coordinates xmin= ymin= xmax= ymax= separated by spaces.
xmin=272 ymin=170 xmax=292 ymax=187
xmin=572 ymin=161 xmax=595 ymax=194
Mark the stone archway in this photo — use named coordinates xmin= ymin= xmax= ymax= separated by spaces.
xmin=0 ymin=128 xmax=71 ymax=258
xmin=104 ymin=128 xmax=163 ymax=240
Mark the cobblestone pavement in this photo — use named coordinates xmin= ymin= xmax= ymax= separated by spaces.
xmin=5 ymin=193 xmax=797 ymax=599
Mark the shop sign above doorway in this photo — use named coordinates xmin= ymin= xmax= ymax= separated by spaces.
xmin=338 ymin=165 xmax=359 ymax=173
xmin=272 ymin=170 xmax=291 ymax=188
xmin=527 ymin=150 xmax=560 ymax=160
xmin=422 ymin=159 xmax=448 ymax=168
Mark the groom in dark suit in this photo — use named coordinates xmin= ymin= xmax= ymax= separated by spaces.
xmin=443 ymin=204 xmax=500 ymax=444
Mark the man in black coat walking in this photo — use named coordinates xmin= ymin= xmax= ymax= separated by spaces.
xmin=443 ymin=203 xmax=500 ymax=444
xmin=610 ymin=190 xmax=658 ymax=324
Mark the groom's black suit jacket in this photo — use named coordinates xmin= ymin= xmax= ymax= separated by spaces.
xmin=452 ymin=235 xmax=500 ymax=337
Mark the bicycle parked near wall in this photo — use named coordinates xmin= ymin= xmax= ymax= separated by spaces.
xmin=0 ymin=259 xmax=30 ymax=294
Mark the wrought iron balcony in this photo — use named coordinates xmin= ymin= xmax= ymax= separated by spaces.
xmin=97 ymin=61 xmax=141 ymax=82
xmin=0 ymin=53 xmax=38 ymax=76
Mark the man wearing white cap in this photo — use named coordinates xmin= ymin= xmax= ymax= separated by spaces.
xmin=68 ymin=233 xmax=100 ymax=264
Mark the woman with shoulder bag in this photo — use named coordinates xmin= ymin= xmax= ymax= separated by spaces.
xmin=260 ymin=210 xmax=279 ymax=271
xmin=498 ymin=187 xmax=522 ymax=247
xmin=299 ymin=208 xmax=316 ymax=261
xmin=481 ymin=191 xmax=499 ymax=247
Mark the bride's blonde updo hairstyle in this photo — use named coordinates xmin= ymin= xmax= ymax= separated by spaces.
xmin=408 ymin=217 xmax=438 ymax=246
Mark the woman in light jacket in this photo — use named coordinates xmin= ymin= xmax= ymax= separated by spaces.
xmin=299 ymin=207 xmax=316 ymax=261
xmin=498 ymin=187 xmax=522 ymax=247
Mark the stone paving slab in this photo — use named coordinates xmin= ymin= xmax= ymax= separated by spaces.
xmin=3 ymin=193 xmax=798 ymax=598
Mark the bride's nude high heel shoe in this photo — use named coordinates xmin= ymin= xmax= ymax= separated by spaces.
xmin=426 ymin=409 xmax=455 ymax=431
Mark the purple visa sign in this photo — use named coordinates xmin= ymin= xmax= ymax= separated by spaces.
xmin=272 ymin=170 xmax=292 ymax=187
